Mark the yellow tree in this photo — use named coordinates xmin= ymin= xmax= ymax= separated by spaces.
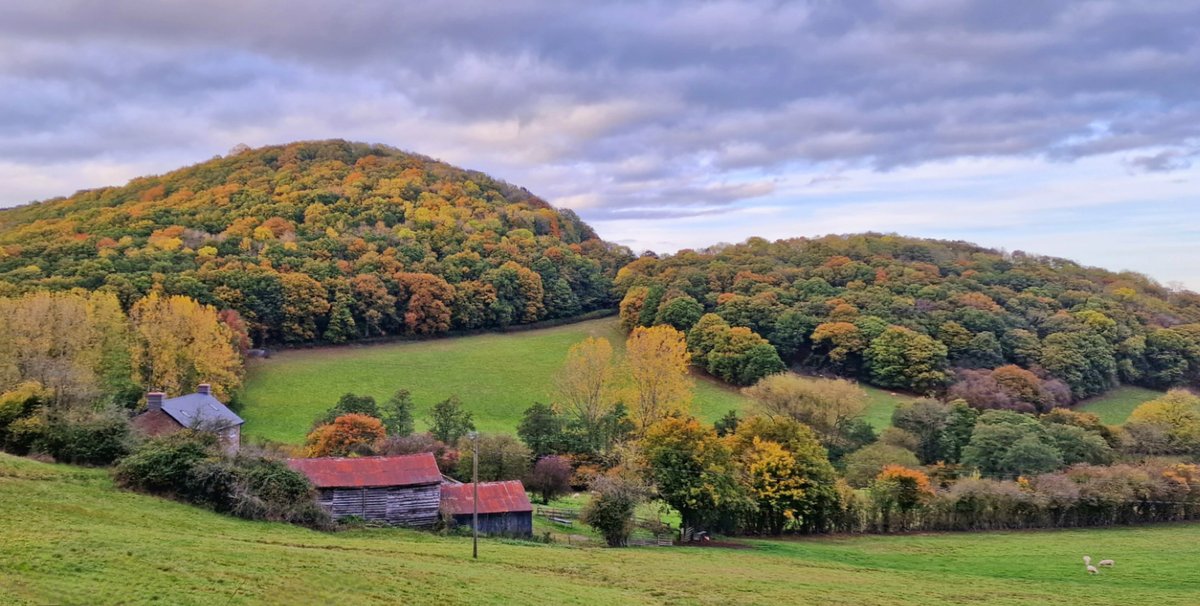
xmin=0 ymin=291 xmax=133 ymax=406
xmin=741 ymin=436 xmax=808 ymax=535
xmin=130 ymin=293 xmax=243 ymax=401
xmin=553 ymin=337 xmax=618 ymax=431
xmin=625 ymin=325 xmax=693 ymax=430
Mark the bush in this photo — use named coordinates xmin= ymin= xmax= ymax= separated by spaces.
xmin=581 ymin=474 xmax=645 ymax=547
xmin=115 ymin=431 xmax=217 ymax=494
xmin=36 ymin=407 xmax=133 ymax=466
xmin=114 ymin=430 xmax=332 ymax=530
xmin=525 ymin=455 xmax=573 ymax=504
xmin=843 ymin=443 xmax=921 ymax=488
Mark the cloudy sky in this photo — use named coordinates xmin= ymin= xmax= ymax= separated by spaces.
xmin=2 ymin=1 xmax=1198 ymax=287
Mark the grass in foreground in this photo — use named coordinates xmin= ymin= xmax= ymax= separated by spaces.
xmin=1076 ymin=385 xmax=1164 ymax=425
xmin=240 ymin=317 xmax=752 ymax=442
xmin=4 ymin=453 xmax=1200 ymax=605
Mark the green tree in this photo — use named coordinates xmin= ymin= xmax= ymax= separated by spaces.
xmin=517 ymin=402 xmax=566 ymax=458
xmin=428 ymin=396 xmax=475 ymax=445
xmin=655 ymin=295 xmax=705 ymax=332
xmin=1039 ymin=331 xmax=1117 ymax=399
xmin=842 ymin=443 xmax=921 ymax=488
xmin=317 ymin=393 xmax=379 ymax=427
xmin=455 ymin=433 xmax=530 ymax=482
xmin=639 ymin=416 xmax=747 ymax=530
xmin=382 ymin=389 xmax=415 ymax=437
xmin=865 ymin=326 xmax=949 ymax=394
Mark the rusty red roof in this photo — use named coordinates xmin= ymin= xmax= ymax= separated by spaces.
xmin=440 ymin=480 xmax=533 ymax=515
xmin=287 ymin=453 xmax=441 ymax=488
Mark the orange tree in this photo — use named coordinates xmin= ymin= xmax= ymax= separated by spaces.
xmin=304 ymin=413 xmax=386 ymax=457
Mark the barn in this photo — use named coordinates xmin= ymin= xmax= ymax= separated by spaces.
xmin=440 ymin=480 xmax=534 ymax=537
xmin=287 ymin=453 xmax=442 ymax=527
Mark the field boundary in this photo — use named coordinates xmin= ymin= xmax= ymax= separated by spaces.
xmin=261 ymin=309 xmax=618 ymax=354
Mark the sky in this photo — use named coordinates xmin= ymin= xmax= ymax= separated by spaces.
xmin=2 ymin=1 xmax=1198 ymax=288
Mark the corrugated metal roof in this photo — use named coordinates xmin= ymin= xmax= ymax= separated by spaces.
xmin=162 ymin=393 xmax=244 ymax=428
xmin=440 ymin=480 xmax=533 ymax=515
xmin=287 ymin=453 xmax=442 ymax=488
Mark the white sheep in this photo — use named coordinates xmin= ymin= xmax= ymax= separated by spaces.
xmin=1098 ymin=559 xmax=1114 ymax=567
xmin=1083 ymin=555 xmax=1091 ymax=566
xmin=1087 ymin=565 xmax=1099 ymax=575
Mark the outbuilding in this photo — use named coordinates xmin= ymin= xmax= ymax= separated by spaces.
xmin=287 ymin=453 xmax=442 ymax=527
xmin=439 ymin=480 xmax=533 ymax=537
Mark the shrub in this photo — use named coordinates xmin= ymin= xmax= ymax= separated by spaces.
xmin=581 ymin=474 xmax=645 ymax=547
xmin=115 ymin=431 xmax=218 ymax=494
xmin=36 ymin=407 xmax=133 ymax=466
xmin=525 ymin=455 xmax=573 ymax=504
xmin=114 ymin=431 xmax=331 ymax=529
xmin=843 ymin=443 xmax=921 ymax=488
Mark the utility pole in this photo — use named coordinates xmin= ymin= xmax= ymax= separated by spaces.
xmin=469 ymin=431 xmax=479 ymax=559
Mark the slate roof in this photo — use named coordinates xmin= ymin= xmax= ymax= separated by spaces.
xmin=440 ymin=480 xmax=533 ymax=516
xmin=161 ymin=393 xmax=244 ymax=429
xmin=287 ymin=453 xmax=443 ymax=489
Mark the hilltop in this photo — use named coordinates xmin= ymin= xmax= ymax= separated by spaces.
xmin=0 ymin=140 xmax=632 ymax=344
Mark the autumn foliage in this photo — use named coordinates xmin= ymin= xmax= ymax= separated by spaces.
xmin=304 ymin=414 xmax=387 ymax=457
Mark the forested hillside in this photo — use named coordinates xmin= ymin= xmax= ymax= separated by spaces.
xmin=616 ymin=235 xmax=1200 ymax=403
xmin=0 ymin=140 xmax=633 ymax=345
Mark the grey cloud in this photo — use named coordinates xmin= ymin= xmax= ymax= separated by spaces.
xmin=1 ymin=0 xmax=1199 ymax=217
xmin=1126 ymin=148 xmax=1197 ymax=173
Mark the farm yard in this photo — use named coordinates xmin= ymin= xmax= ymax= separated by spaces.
xmin=4 ymin=453 xmax=1199 ymax=606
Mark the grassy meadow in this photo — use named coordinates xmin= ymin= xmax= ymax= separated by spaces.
xmin=5 ymin=452 xmax=1200 ymax=605
xmin=241 ymin=317 xmax=910 ymax=443
xmin=240 ymin=317 xmax=750 ymax=442
xmin=1076 ymin=385 xmax=1164 ymax=425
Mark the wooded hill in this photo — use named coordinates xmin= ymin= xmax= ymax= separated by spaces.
xmin=0 ymin=140 xmax=633 ymax=344
xmin=3 ymin=141 xmax=1199 ymax=405
xmin=616 ymin=235 xmax=1200 ymax=404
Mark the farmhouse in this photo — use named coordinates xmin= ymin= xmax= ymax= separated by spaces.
xmin=440 ymin=480 xmax=533 ymax=537
xmin=287 ymin=453 xmax=442 ymax=527
xmin=130 ymin=384 xmax=243 ymax=455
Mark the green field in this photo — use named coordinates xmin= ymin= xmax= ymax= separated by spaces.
xmin=1077 ymin=386 xmax=1164 ymax=425
xmin=5 ymin=453 xmax=1200 ymax=605
xmin=240 ymin=318 xmax=752 ymax=443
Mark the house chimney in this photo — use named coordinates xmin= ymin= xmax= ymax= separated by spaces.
xmin=197 ymin=383 xmax=212 ymax=396
xmin=147 ymin=392 xmax=165 ymax=412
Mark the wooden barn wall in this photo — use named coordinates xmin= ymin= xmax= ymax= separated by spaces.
xmin=316 ymin=484 xmax=440 ymax=528
xmin=452 ymin=512 xmax=533 ymax=537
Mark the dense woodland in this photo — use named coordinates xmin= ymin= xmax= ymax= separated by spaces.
xmin=616 ymin=235 xmax=1200 ymax=402
xmin=0 ymin=140 xmax=633 ymax=345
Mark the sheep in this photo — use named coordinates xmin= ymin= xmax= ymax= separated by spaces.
xmin=1087 ymin=565 xmax=1100 ymax=575
xmin=1083 ymin=555 xmax=1092 ymax=566
xmin=1098 ymin=559 xmax=1115 ymax=567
